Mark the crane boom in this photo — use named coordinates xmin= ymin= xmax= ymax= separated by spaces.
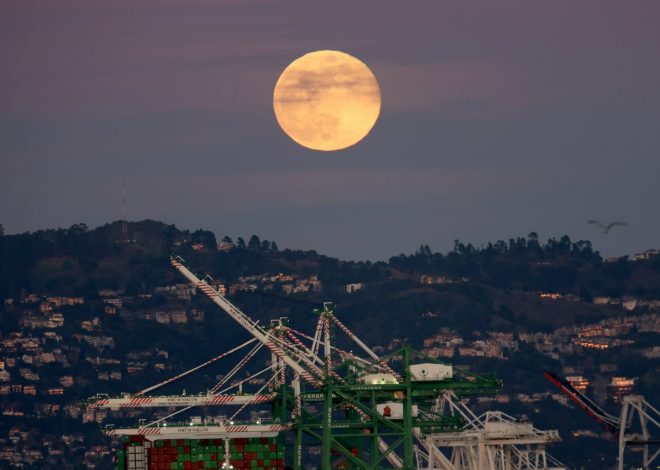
xmin=170 ymin=257 xmax=322 ymax=387
xmin=105 ymin=423 xmax=290 ymax=440
xmin=92 ymin=393 xmax=275 ymax=409
xmin=544 ymin=370 xmax=620 ymax=432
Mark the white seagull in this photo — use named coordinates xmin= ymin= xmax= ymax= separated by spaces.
xmin=588 ymin=220 xmax=627 ymax=234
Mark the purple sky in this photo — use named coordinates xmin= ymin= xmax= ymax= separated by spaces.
xmin=2 ymin=1 xmax=659 ymax=260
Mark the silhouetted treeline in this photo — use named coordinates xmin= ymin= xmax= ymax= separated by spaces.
xmin=1 ymin=222 xmax=659 ymax=303
xmin=388 ymin=234 xmax=659 ymax=299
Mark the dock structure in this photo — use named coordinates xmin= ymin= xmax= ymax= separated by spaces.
xmin=88 ymin=256 xmax=565 ymax=470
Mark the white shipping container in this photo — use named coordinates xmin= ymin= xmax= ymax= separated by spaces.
xmin=410 ymin=363 xmax=452 ymax=381
xmin=376 ymin=402 xmax=418 ymax=419
xmin=358 ymin=373 xmax=399 ymax=384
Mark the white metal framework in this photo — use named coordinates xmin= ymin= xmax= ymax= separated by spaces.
xmin=617 ymin=395 xmax=660 ymax=470
xmin=414 ymin=392 xmax=565 ymax=470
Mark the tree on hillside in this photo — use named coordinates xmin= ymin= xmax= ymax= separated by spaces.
xmin=0 ymin=223 xmax=4 ymax=236
xmin=191 ymin=229 xmax=216 ymax=248
xmin=248 ymin=235 xmax=261 ymax=251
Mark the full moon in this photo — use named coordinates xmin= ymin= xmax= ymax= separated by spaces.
xmin=273 ymin=50 xmax=381 ymax=151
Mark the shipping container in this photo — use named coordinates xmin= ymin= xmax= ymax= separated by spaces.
xmin=116 ymin=437 xmax=284 ymax=470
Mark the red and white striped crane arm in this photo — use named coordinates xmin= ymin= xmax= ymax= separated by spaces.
xmin=170 ymin=257 xmax=322 ymax=387
xmin=91 ymin=393 xmax=276 ymax=409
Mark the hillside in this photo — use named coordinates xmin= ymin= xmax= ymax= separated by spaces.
xmin=0 ymin=221 xmax=658 ymax=469
xmin=2 ymin=221 xmax=659 ymax=343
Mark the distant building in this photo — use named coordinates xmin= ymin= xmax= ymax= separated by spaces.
xmin=21 ymin=294 xmax=41 ymax=304
xmin=218 ymin=241 xmax=235 ymax=251
xmin=346 ymin=283 xmax=364 ymax=294
xmin=103 ymin=298 xmax=123 ymax=308
xmin=98 ymin=289 xmax=119 ymax=298
xmin=539 ymin=293 xmax=561 ymax=300
xmin=170 ymin=311 xmax=187 ymax=324
xmin=610 ymin=377 xmax=635 ymax=402
xmin=59 ymin=376 xmax=74 ymax=388
xmin=420 ymin=275 xmax=463 ymax=285
xmin=190 ymin=310 xmax=205 ymax=322
xmin=155 ymin=311 xmax=171 ymax=324
xmin=104 ymin=305 xmax=117 ymax=315
xmin=632 ymin=249 xmax=659 ymax=261
xmin=566 ymin=375 xmax=590 ymax=393
xmin=46 ymin=296 xmax=84 ymax=306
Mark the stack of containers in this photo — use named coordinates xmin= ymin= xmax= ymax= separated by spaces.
xmin=230 ymin=437 xmax=285 ymax=470
xmin=115 ymin=436 xmax=150 ymax=470
xmin=117 ymin=437 xmax=284 ymax=470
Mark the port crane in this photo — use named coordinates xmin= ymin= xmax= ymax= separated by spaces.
xmin=545 ymin=370 xmax=660 ymax=470
xmin=89 ymin=256 xmax=565 ymax=470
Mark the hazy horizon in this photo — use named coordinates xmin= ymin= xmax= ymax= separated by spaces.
xmin=1 ymin=217 xmax=647 ymax=263
xmin=2 ymin=1 xmax=659 ymax=261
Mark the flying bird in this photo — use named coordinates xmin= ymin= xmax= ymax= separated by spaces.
xmin=588 ymin=220 xmax=627 ymax=234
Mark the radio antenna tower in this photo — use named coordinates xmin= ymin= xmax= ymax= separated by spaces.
xmin=121 ymin=180 xmax=128 ymax=240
